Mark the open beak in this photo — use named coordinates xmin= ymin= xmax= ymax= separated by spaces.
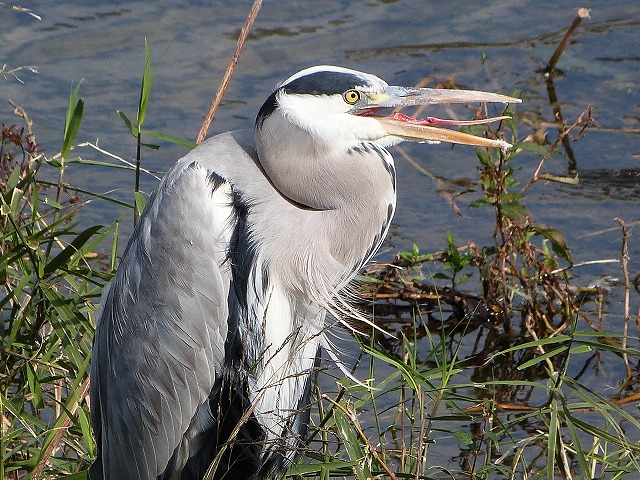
xmin=356 ymin=86 xmax=521 ymax=150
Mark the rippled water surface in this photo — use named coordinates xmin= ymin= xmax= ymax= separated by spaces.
xmin=3 ymin=1 xmax=638 ymax=259
xmin=3 ymin=0 xmax=640 ymax=474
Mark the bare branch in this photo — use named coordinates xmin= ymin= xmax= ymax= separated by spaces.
xmin=544 ymin=8 xmax=590 ymax=74
xmin=196 ymin=0 xmax=262 ymax=144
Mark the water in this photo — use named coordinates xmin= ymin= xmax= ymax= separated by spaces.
xmin=3 ymin=0 xmax=640 ymax=474
xmin=3 ymin=1 xmax=638 ymax=256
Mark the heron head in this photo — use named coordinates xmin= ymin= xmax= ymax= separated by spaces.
xmin=255 ymin=65 xmax=520 ymax=154
xmin=253 ymin=66 xmax=520 ymax=211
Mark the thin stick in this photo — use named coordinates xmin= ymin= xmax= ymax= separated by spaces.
xmin=520 ymin=105 xmax=592 ymax=195
xmin=542 ymin=8 xmax=593 ymax=172
xmin=544 ymin=8 xmax=590 ymax=74
xmin=33 ymin=375 xmax=91 ymax=479
xmin=545 ymin=72 xmax=578 ymax=171
xmin=196 ymin=0 xmax=262 ymax=144
xmin=615 ymin=218 xmax=632 ymax=385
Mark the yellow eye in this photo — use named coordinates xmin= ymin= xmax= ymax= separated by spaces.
xmin=343 ymin=89 xmax=361 ymax=104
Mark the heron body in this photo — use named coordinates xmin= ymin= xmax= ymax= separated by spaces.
xmin=90 ymin=66 xmax=518 ymax=480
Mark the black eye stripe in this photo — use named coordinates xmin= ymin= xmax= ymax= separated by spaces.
xmin=257 ymin=70 xmax=378 ymax=127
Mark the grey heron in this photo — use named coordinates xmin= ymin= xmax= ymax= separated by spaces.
xmin=89 ymin=65 xmax=519 ymax=480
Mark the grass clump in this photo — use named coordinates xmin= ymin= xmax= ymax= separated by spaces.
xmin=1 ymin=93 xmax=113 ymax=479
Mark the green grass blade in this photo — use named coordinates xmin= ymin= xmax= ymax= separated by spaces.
xmin=25 ymin=362 xmax=44 ymax=409
xmin=134 ymin=191 xmax=147 ymax=217
xmin=137 ymin=38 xmax=153 ymax=127
xmin=117 ymin=110 xmax=136 ymax=137
xmin=517 ymin=345 xmax=568 ymax=370
xmin=558 ymin=393 xmax=590 ymax=476
xmin=56 ymin=472 xmax=89 ymax=480
xmin=546 ymin=394 xmax=559 ymax=479
xmin=142 ymin=129 xmax=198 ymax=149
xmin=140 ymin=141 xmax=160 ymax=150
xmin=492 ymin=335 xmax=572 ymax=358
xmin=6 ymin=163 xmax=21 ymax=191
xmin=43 ymin=225 xmax=103 ymax=276
xmin=37 ymin=180 xmax=134 ymax=209
xmin=61 ymin=82 xmax=84 ymax=158
xmin=333 ymin=406 xmax=372 ymax=480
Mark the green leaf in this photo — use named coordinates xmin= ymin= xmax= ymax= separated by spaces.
xmin=446 ymin=231 xmax=456 ymax=252
xmin=558 ymin=394 xmax=591 ymax=476
xmin=569 ymin=344 xmax=592 ymax=355
xmin=64 ymin=81 xmax=82 ymax=136
xmin=6 ymin=164 xmax=21 ymax=192
xmin=142 ymin=129 xmax=198 ymax=149
xmin=432 ymin=272 xmax=451 ymax=280
xmin=456 ymin=272 xmax=472 ymax=284
xmin=517 ymin=345 xmax=568 ymax=370
xmin=117 ymin=110 xmax=136 ymax=137
xmin=110 ymin=221 xmax=119 ymax=273
xmin=134 ymin=191 xmax=147 ymax=217
xmin=137 ymin=38 xmax=153 ymax=127
xmin=399 ymin=250 xmax=412 ymax=261
xmin=287 ymin=459 xmax=357 ymax=476
xmin=25 ymin=362 xmax=44 ymax=408
xmin=64 ymin=158 xmax=132 ymax=170
xmin=43 ymin=225 xmax=103 ymax=276
xmin=517 ymin=141 xmax=551 ymax=155
xmin=499 ymin=192 xmax=523 ymax=203
xmin=469 ymin=133 xmax=493 ymax=163
xmin=492 ymin=335 xmax=572 ymax=357
xmin=453 ymin=429 xmax=475 ymax=447
xmin=9 ymin=187 xmax=24 ymax=215
xmin=504 ymin=177 xmax=521 ymax=188
xmin=333 ymin=407 xmax=371 ymax=480
xmin=469 ymin=198 xmax=492 ymax=208
xmin=547 ymin=395 xmax=559 ymax=476
xmin=77 ymin=406 xmax=94 ymax=455
xmin=44 ymin=197 xmax=63 ymax=210
xmin=41 ymin=287 xmax=88 ymax=367
xmin=62 ymin=82 xmax=84 ymax=158
xmin=55 ymin=472 xmax=89 ymax=480
xmin=500 ymin=201 xmax=528 ymax=222
xmin=363 ymin=344 xmax=421 ymax=392
xmin=534 ymin=224 xmax=573 ymax=263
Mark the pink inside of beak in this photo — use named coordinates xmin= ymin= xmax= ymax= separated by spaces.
xmin=355 ymin=108 xmax=510 ymax=127
xmin=391 ymin=112 xmax=510 ymax=126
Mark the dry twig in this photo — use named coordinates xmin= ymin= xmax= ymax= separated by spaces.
xmin=32 ymin=376 xmax=91 ymax=479
xmin=196 ymin=0 xmax=262 ymax=143
xmin=520 ymin=105 xmax=593 ymax=194
xmin=615 ymin=218 xmax=633 ymax=385
xmin=544 ymin=8 xmax=590 ymax=74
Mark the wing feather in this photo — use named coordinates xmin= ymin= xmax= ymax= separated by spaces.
xmin=90 ymin=160 xmax=236 ymax=479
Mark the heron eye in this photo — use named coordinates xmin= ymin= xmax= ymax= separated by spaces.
xmin=343 ymin=89 xmax=361 ymax=104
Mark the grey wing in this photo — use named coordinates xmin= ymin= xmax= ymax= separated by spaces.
xmin=90 ymin=160 xmax=236 ymax=479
